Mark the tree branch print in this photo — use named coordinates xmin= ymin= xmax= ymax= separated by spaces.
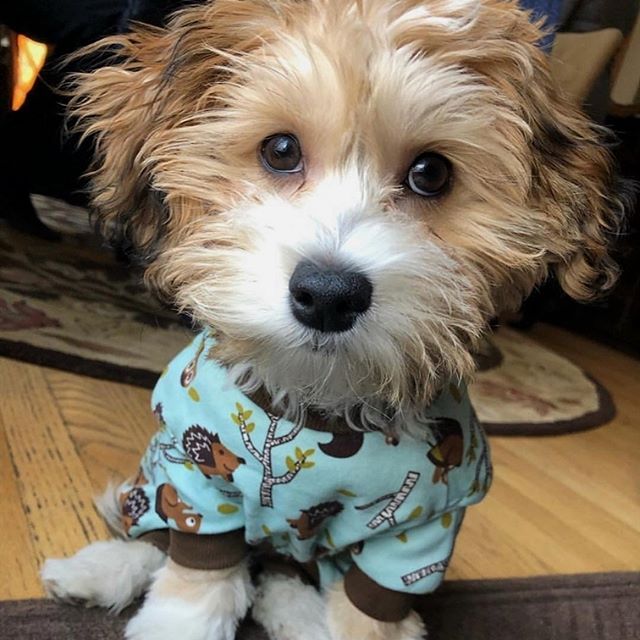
xmin=231 ymin=403 xmax=314 ymax=507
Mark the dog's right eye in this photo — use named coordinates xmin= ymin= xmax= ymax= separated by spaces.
xmin=260 ymin=134 xmax=303 ymax=174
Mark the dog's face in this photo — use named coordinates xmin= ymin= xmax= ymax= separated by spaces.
xmin=73 ymin=0 xmax=623 ymax=428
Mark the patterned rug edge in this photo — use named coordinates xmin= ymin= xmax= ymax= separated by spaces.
xmin=0 ymin=338 xmax=157 ymax=388
xmin=481 ymin=374 xmax=616 ymax=437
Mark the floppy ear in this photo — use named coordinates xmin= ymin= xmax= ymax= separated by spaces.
xmin=447 ymin=0 xmax=628 ymax=303
xmin=526 ymin=85 xmax=628 ymax=301
xmin=69 ymin=25 xmax=179 ymax=257
xmin=68 ymin=0 xmax=281 ymax=259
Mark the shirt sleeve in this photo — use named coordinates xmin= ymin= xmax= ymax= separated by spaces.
xmin=121 ymin=428 xmax=247 ymax=540
xmin=348 ymin=508 xmax=465 ymax=597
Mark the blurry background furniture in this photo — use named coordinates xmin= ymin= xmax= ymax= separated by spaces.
xmin=551 ymin=29 xmax=624 ymax=105
xmin=556 ymin=0 xmax=640 ymax=118
xmin=611 ymin=9 xmax=640 ymax=115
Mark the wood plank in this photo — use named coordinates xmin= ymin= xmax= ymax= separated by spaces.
xmin=451 ymin=325 xmax=640 ymax=579
xmin=0 ymin=425 xmax=41 ymax=599
xmin=44 ymin=368 xmax=155 ymax=491
xmin=0 ymin=358 xmax=109 ymax=574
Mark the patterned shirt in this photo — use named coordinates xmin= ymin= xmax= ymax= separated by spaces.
xmin=119 ymin=331 xmax=492 ymax=597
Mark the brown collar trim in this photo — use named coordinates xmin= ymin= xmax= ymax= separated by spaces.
xmin=247 ymin=387 xmax=354 ymax=435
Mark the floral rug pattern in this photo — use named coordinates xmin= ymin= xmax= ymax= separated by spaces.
xmin=0 ymin=220 xmax=191 ymax=386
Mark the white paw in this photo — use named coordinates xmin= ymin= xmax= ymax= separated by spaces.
xmin=252 ymin=573 xmax=330 ymax=640
xmin=125 ymin=560 xmax=254 ymax=640
xmin=327 ymin=581 xmax=427 ymax=640
xmin=125 ymin=597 xmax=240 ymax=640
xmin=41 ymin=540 xmax=165 ymax=612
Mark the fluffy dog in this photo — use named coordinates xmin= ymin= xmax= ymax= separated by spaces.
xmin=41 ymin=1 xmax=624 ymax=639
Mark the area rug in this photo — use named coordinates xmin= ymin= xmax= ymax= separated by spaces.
xmin=0 ymin=207 xmax=616 ymax=436
xmin=0 ymin=213 xmax=191 ymax=388
xmin=1 ymin=573 xmax=638 ymax=640
xmin=469 ymin=329 xmax=615 ymax=436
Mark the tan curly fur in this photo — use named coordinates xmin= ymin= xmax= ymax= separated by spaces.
xmin=67 ymin=0 xmax=625 ymax=432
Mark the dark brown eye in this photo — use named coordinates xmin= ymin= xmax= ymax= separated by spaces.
xmin=260 ymin=134 xmax=303 ymax=174
xmin=407 ymin=153 xmax=451 ymax=197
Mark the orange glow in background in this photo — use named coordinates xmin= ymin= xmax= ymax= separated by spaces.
xmin=12 ymin=35 xmax=47 ymax=111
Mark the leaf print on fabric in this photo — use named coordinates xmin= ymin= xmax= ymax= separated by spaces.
xmin=408 ymin=506 xmax=423 ymax=520
xmin=218 ymin=503 xmax=240 ymax=515
xmin=232 ymin=404 xmax=310 ymax=508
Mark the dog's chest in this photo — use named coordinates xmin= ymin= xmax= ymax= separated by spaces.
xmin=151 ymin=332 xmax=491 ymax=562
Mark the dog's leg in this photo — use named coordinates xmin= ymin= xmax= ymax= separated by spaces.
xmin=326 ymin=580 xmax=427 ymax=640
xmin=125 ymin=558 xmax=254 ymax=640
xmin=41 ymin=539 xmax=166 ymax=612
xmin=252 ymin=573 xmax=330 ymax=640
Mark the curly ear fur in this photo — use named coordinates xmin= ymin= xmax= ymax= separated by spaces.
xmin=68 ymin=26 xmax=173 ymax=256
xmin=527 ymin=101 xmax=626 ymax=301
xmin=68 ymin=0 xmax=284 ymax=258
xmin=439 ymin=0 xmax=627 ymax=302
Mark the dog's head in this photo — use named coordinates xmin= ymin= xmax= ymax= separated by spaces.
xmin=72 ymin=0 xmax=625 ymax=430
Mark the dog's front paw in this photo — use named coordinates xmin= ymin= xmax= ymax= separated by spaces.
xmin=252 ymin=573 xmax=330 ymax=640
xmin=126 ymin=559 xmax=254 ymax=640
xmin=41 ymin=540 xmax=165 ymax=612
xmin=326 ymin=581 xmax=426 ymax=640
xmin=125 ymin=598 xmax=239 ymax=640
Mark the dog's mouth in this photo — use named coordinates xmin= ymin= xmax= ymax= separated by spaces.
xmin=306 ymin=331 xmax=342 ymax=355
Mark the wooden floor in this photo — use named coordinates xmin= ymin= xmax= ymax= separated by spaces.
xmin=1 ymin=323 xmax=639 ymax=600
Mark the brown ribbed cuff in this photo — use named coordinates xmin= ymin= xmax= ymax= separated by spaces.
xmin=344 ymin=564 xmax=415 ymax=622
xmin=139 ymin=529 xmax=170 ymax=553
xmin=168 ymin=529 xmax=248 ymax=570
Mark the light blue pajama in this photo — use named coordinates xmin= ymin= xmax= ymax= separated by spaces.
xmin=119 ymin=331 xmax=492 ymax=596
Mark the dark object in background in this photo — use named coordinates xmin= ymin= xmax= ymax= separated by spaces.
xmin=0 ymin=0 xmax=199 ymax=238
xmin=0 ymin=27 xmax=11 ymax=113
xmin=519 ymin=0 xmax=563 ymax=50
xmin=560 ymin=0 xmax=640 ymax=120
xmin=511 ymin=1 xmax=640 ymax=355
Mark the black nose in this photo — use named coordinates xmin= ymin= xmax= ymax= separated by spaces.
xmin=289 ymin=261 xmax=373 ymax=333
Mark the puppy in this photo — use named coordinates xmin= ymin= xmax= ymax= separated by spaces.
xmin=41 ymin=1 xmax=625 ymax=639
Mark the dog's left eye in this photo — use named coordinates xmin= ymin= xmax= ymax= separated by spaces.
xmin=260 ymin=134 xmax=303 ymax=174
xmin=406 ymin=153 xmax=451 ymax=197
